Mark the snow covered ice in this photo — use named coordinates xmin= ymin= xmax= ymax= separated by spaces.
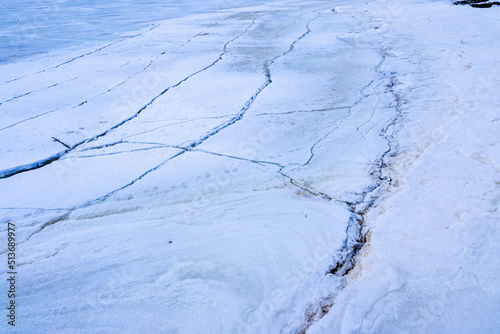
xmin=0 ymin=0 xmax=499 ymax=333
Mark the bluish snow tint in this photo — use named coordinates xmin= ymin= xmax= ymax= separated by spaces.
xmin=0 ymin=0 xmax=272 ymax=63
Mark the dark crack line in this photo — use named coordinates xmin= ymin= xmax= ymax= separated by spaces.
xmin=180 ymin=148 xmax=338 ymax=202
xmin=69 ymin=145 xmax=170 ymax=159
xmin=0 ymin=19 xmax=231 ymax=131
xmin=88 ymin=12 xmax=321 ymax=202
xmin=0 ymin=18 xmax=259 ymax=180
xmin=53 ymin=24 xmax=158 ymax=70
xmin=83 ymin=17 xmax=259 ymax=146
xmin=79 ymin=140 xmax=126 ymax=151
xmin=0 ymin=109 xmax=56 ymax=132
xmin=0 ymin=90 xmax=33 ymax=104
xmin=23 ymin=12 xmax=323 ymax=241
xmin=76 ymin=140 xmax=282 ymax=167
xmin=52 ymin=137 xmax=71 ymax=149
xmin=279 ymin=170 xmax=334 ymax=201
xmin=0 ymin=76 xmax=79 ymax=106
xmin=68 ymin=17 xmax=231 ymax=111
xmin=84 ymin=150 xmax=186 ymax=205
xmin=189 ymin=148 xmax=284 ymax=168
xmin=252 ymin=106 xmax=349 ymax=117
xmin=3 ymin=24 xmax=160 ymax=85
xmin=302 ymin=123 xmax=344 ymax=167
xmin=297 ymin=77 xmax=379 ymax=168
xmin=120 ymin=115 xmax=236 ymax=140
xmin=84 ymin=15 xmax=319 ymax=206
xmin=328 ymin=36 xmax=397 ymax=279
xmin=176 ymin=13 xmax=321 ymax=152
xmin=0 ymin=150 xmax=70 ymax=179
xmin=139 ymin=113 xmax=238 ymax=123
xmin=356 ymin=61 xmax=391 ymax=136
xmin=111 ymin=140 xmax=187 ymax=149
xmin=293 ymin=12 xmax=407 ymax=332
xmin=323 ymin=30 xmax=400 ymax=278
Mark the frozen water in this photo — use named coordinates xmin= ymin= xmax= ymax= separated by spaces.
xmin=0 ymin=0 xmax=273 ymax=63
xmin=0 ymin=0 xmax=499 ymax=333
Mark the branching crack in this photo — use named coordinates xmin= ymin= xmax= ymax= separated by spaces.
xmin=4 ymin=24 xmax=160 ymax=85
xmin=0 ymin=18 xmax=259 ymax=180
xmin=82 ymin=13 xmax=321 ymax=205
xmin=279 ymin=170 xmax=334 ymax=201
xmin=24 ymin=13 xmax=323 ymax=240
xmin=0 ymin=20 xmax=230 ymax=131
xmin=294 ymin=31 xmax=407 ymax=334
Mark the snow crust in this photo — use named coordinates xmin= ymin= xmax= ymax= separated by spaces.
xmin=0 ymin=0 xmax=498 ymax=333
xmin=307 ymin=1 xmax=500 ymax=333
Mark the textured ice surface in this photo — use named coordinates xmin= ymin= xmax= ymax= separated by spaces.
xmin=0 ymin=0 xmax=274 ymax=63
xmin=1 ymin=0 xmax=499 ymax=333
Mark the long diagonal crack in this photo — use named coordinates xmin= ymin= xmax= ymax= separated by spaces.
xmin=24 ymin=13 xmax=323 ymax=241
xmin=3 ymin=24 xmax=160 ymax=85
xmin=83 ymin=13 xmax=322 ymax=206
xmin=74 ymin=137 xmax=340 ymax=204
xmin=11 ymin=7 xmax=417 ymax=333
xmin=119 ymin=115 xmax=237 ymax=141
xmin=294 ymin=43 xmax=404 ymax=334
xmin=0 ymin=18 xmax=259 ymax=180
xmin=0 ymin=76 xmax=78 ymax=106
xmin=252 ymin=106 xmax=349 ymax=117
xmin=328 ymin=56 xmax=395 ymax=277
xmin=0 ymin=17 xmax=232 ymax=131
xmin=301 ymin=78 xmax=378 ymax=168
xmin=186 ymin=148 xmax=338 ymax=201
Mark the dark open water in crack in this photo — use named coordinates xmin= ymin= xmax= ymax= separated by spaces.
xmin=0 ymin=0 xmax=273 ymax=64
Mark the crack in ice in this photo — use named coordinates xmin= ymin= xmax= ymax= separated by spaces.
xmin=0 ymin=18 xmax=259 ymax=180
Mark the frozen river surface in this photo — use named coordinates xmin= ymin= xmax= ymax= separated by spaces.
xmin=1 ymin=0 xmax=499 ymax=333
xmin=0 ymin=0 xmax=273 ymax=63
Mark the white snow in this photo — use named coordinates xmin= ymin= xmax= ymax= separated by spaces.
xmin=307 ymin=1 xmax=500 ymax=333
xmin=1 ymin=0 xmax=499 ymax=333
